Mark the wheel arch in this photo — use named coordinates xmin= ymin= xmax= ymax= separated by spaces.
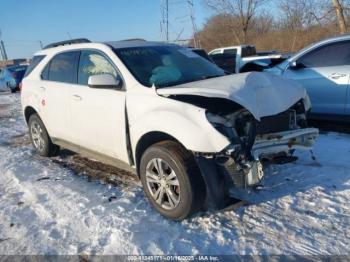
xmin=135 ymin=131 xmax=186 ymax=176
xmin=24 ymin=106 xmax=39 ymax=123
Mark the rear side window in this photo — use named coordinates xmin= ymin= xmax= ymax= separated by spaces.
xmin=44 ymin=51 xmax=80 ymax=83
xmin=223 ymin=49 xmax=237 ymax=55
xmin=299 ymin=41 xmax=350 ymax=67
xmin=24 ymin=55 xmax=45 ymax=77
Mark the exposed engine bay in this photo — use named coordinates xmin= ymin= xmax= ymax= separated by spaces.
xmin=170 ymin=95 xmax=318 ymax=190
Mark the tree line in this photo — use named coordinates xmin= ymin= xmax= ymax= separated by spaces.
xmin=194 ymin=0 xmax=350 ymax=53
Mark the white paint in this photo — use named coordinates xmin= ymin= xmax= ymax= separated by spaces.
xmin=157 ymin=72 xmax=308 ymax=121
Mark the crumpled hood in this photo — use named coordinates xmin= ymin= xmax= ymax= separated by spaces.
xmin=156 ymin=72 xmax=307 ymax=120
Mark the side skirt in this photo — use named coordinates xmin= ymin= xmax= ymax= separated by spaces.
xmin=51 ymin=138 xmax=137 ymax=175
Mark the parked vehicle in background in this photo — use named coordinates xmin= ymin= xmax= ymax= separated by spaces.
xmin=266 ymin=34 xmax=350 ymax=121
xmin=209 ymin=45 xmax=282 ymax=73
xmin=209 ymin=44 xmax=256 ymax=56
xmin=257 ymin=50 xmax=278 ymax=56
xmin=209 ymin=53 xmax=237 ymax=74
xmin=190 ymin=48 xmax=214 ymax=63
xmin=0 ymin=64 xmax=28 ymax=92
xmin=21 ymin=38 xmax=318 ymax=220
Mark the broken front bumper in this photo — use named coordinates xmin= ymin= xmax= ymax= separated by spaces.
xmin=195 ymin=127 xmax=319 ymax=210
xmin=222 ymin=127 xmax=319 ymax=188
xmin=252 ymin=127 xmax=319 ymax=159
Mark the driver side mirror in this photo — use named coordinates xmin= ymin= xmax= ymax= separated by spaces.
xmin=289 ymin=61 xmax=305 ymax=70
xmin=88 ymin=74 xmax=122 ymax=89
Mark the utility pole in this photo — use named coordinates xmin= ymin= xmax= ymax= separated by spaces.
xmin=166 ymin=0 xmax=169 ymax=42
xmin=0 ymin=29 xmax=3 ymax=61
xmin=0 ymin=29 xmax=7 ymax=61
xmin=187 ymin=0 xmax=199 ymax=48
xmin=0 ymin=41 xmax=7 ymax=60
xmin=0 ymin=44 xmax=3 ymax=61
xmin=161 ymin=0 xmax=170 ymax=42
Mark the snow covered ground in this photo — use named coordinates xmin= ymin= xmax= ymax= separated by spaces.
xmin=0 ymin=91 xmax=350 ymax=255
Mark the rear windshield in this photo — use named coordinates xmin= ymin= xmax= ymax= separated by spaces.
xmin=8 ymin=65 xmax=28 ymax=73
xmin=242 ymin=46 xmax=257 ymax=57
xmin=209 ymin=53 xmax=236 ymax=74
xmin=24 ymin=55 xmax=46 ymax=77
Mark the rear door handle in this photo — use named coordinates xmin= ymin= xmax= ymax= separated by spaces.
xmin=329 ymin=73 xmax=347 ymax=79
xmin=39 ymin=87 xmax=46 ymax=91
xmin=72 ymin=94 xmax=82 ymax=101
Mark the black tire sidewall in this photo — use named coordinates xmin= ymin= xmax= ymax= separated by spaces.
xmin=140 ymin=143 xmax=199 ymax=220
xmin=28 ymin=114 xmax=51 ymax=157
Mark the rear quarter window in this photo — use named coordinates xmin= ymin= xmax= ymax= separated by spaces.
xmin=24 ymin=55 xmax=46 ymax=77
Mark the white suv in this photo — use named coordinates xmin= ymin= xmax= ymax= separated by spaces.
xmin=21 ymin=39 xmax=318 ymax=220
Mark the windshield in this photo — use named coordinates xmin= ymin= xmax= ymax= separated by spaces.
xmin=114 ymin=45 xmax=225 ymax=88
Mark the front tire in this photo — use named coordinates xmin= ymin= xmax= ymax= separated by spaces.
xmin=140 ymin=141 xmax=206 ymax=220
xmin=28 ymin=114 xmax=59 ymax=157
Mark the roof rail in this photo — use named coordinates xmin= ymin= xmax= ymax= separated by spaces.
xmin=43 ymin=38 xmax=91 ymax=49
xmin=120 ymin=38 xmax=146 ymax=42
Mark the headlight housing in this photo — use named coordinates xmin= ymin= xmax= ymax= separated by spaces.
xmin=303 ymin=94 xmax=312 ymax=112
xmin=206 ymin=111 xmax=237 ymax=140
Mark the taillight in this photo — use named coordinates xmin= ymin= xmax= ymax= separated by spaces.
xmin=19 ymin=82 xmax=23 ymax=91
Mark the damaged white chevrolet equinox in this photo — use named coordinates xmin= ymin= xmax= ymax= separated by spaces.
xmin=21 ymin=39 xmax=319 ymax=220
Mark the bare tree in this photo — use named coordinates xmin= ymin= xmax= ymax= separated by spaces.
xmin=332 ymin=0 xmax=347 ymax=33
xmin=196 ymin=0 xmax=345 ymax=53
xmin=204 ymin=0 xmax=268 ymax=43
xmin=277 ymin=0 xmax=330 ymax=50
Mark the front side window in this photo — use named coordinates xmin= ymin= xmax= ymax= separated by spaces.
xmin=298 ymin=41 xmax=350 ymax=68
xmin=114 ymin=45 xmax=225 ymax=88
xmin=47 ymin=51 xmax=80 ymax=83
xmin=78 ymin=50 xmax=117 ymax=85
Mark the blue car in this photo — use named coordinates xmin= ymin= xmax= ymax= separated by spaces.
xmin=0 ymin=64 xmax=28 ymax=93
xmin=266 ymin=35 xmax=350 ymax=122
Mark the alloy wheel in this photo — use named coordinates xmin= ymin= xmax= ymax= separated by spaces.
xmin=145 ymin=158 xmax=180 ymax=210
xmin=30 ymin=121 xmax=45 ymax=152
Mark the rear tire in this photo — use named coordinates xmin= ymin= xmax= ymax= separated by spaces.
xmin=6 ymin=83 xmax=15 ymax=93
xmin=28 ymin=114 xmax=59 ymax=157
xmin=140 ymin=141 xmax=206 ymax=220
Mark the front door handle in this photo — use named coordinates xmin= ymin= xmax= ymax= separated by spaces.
xmin=329 ymin=73 xmax=347 ymax=79
xmin=72 ymin=94 xmax=82 ymax=101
